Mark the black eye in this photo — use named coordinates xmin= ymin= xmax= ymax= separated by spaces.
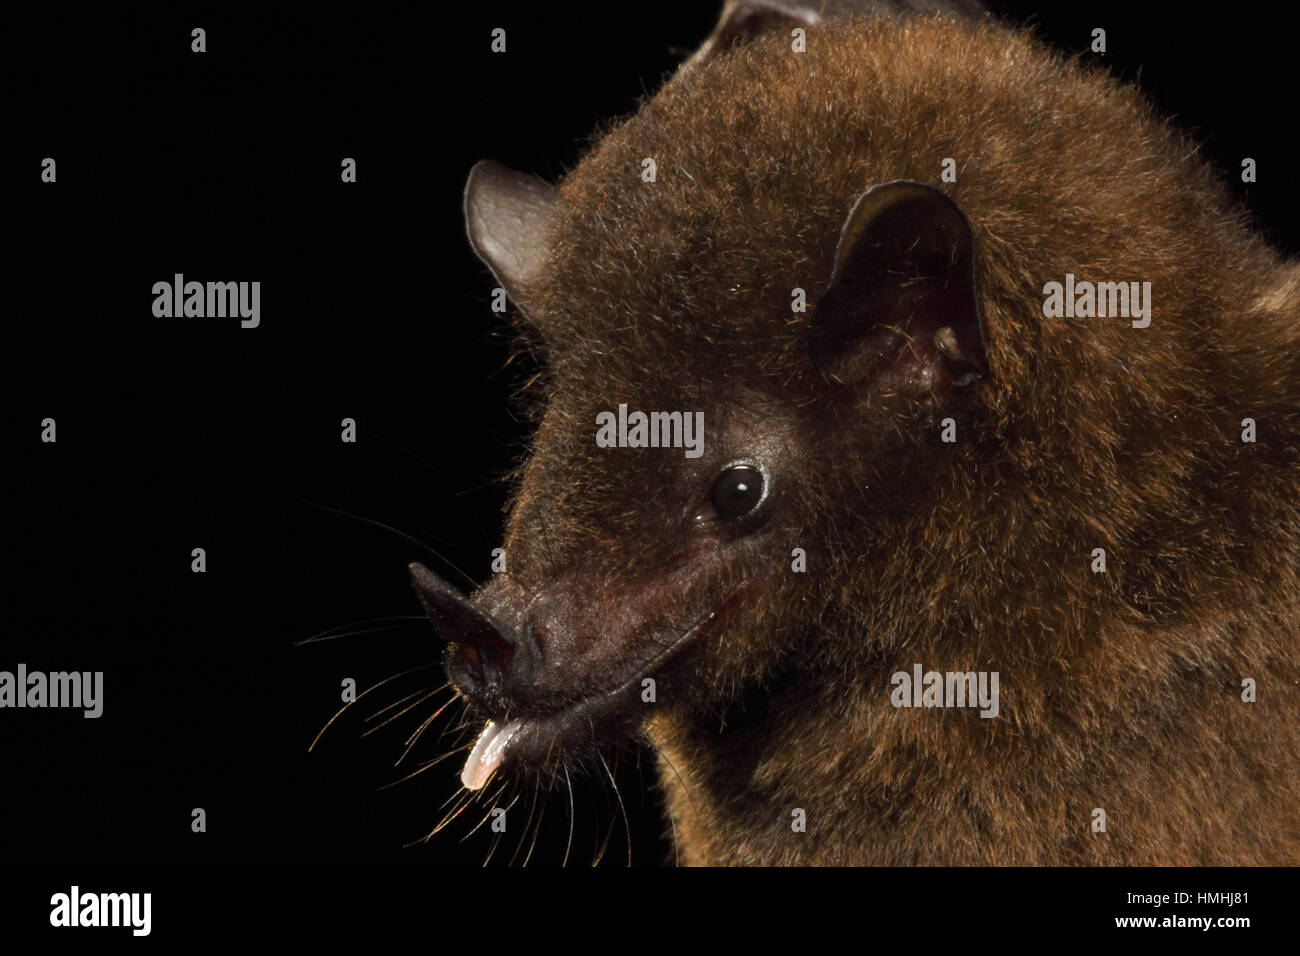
xmin=710 ymin=465 xmax=765 ymax=519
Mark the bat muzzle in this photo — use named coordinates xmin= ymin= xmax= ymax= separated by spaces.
xmin=408 ymin=562 xmax=538 ymax=709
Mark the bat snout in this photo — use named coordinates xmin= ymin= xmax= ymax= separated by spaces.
xmin=408 ymin=563 xmax=538 ymax=705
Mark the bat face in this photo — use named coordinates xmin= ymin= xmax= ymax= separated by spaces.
xmin=411 ymin=376 xmax=819 ymax=787
xmin=415 ymin=19 xmax=1012 ymax=791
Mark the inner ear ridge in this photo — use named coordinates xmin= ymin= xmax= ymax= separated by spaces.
xmin=810 ymin=180 xmax=986 ymax=388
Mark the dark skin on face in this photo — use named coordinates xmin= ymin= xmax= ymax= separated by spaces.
xmin=413 ymin=1 xmax=1300 ymax=865
xmin=412 ymin=393 xmax=806 ymax=786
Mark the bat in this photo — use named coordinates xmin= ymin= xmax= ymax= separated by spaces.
xmin=411 ymin=0 xmax=1300 ymax=864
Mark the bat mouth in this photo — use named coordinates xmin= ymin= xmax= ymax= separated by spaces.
xmin=456 ymin=582 xmax=752 ymax=791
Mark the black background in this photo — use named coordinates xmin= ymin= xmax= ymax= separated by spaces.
xmin=4 ymin=0 xmax=1297 ymax=902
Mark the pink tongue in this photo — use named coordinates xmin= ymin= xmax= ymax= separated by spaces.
xmin=461 ymin=719 xmax=524 ymax=790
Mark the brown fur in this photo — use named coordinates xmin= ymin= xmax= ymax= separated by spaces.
xmin=476 ymin=16 xmax=1300 ymax=864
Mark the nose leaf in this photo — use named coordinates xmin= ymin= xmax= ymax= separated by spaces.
xmin=408 ymin=563 xmax=515 ymax=683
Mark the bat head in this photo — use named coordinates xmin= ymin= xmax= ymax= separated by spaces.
xmin=416 ymin=13 xmax=1277 ymax=791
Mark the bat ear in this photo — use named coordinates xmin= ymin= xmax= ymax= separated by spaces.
xmin=692 ymin=0 xmax=822 ymax=62
xmin=808 ymin=179 xmax=987 ymax=391
xmin=464 ymin=159 xmax=558 ymax=321
xmin=689 ymin=0 xmax=989 ymax=65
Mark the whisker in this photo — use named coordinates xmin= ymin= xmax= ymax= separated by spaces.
xmin=295 ymin=616 xmax=428 ymax=646
xmin=438 ymin=704 xmax=477 ymax=747
xmin=362 ymin=687 xmax=448 ymax=738
xmin=642 ymin=730 xmax=700 ymax=816
xmin=592 ymin=801 xmax=616 ymax=868
xmin=641 ymin=735 xmax=689 ymax=866
xmin=510 ymin=782 xmax=541 ymax=867
xmin=483 ymin=789 xmax=524 ymax=867
xmin=596 ymin=750 xmax=631 ymax=867
xmin=431 ymin=772 xmax=478 ymax=816
xmin=426 ymin=789 xmax=477 ymax=839
xmin=395 ymin=694 xmax=462 ymax=765
xmin=409 ymin=789 xmax=470 ymax=847
xmin=460 ymin=780 xmax=511 ymax=842
xmin=361 ymin=426 xmax=496 ymax=552
xmin=523 ymin=777 xmax=546 ymax=868
xmin=667 ymin=799 xmax=680 ymax=867
xmin=377 ymin=741 xmax=472 ymax=790
xmin=366 ymin=682 xmax=449 ymax=723
xmin=308 ymin=663 xmax=439 ymax=752
xmin=291 ymin=491 xmax=480 ymax=591
xmin=562 ymin=764 xmax=576 ymax=868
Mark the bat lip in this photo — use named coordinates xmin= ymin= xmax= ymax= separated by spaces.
xmin=465 ymin=580 xmax=755 ymax=778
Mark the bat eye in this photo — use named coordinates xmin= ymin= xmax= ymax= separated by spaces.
xmin=710 ymin=465 xmax=765 ymax=519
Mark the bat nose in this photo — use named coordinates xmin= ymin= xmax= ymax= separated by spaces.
xmin=408 ymin=563 xmax=534 ymax=695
